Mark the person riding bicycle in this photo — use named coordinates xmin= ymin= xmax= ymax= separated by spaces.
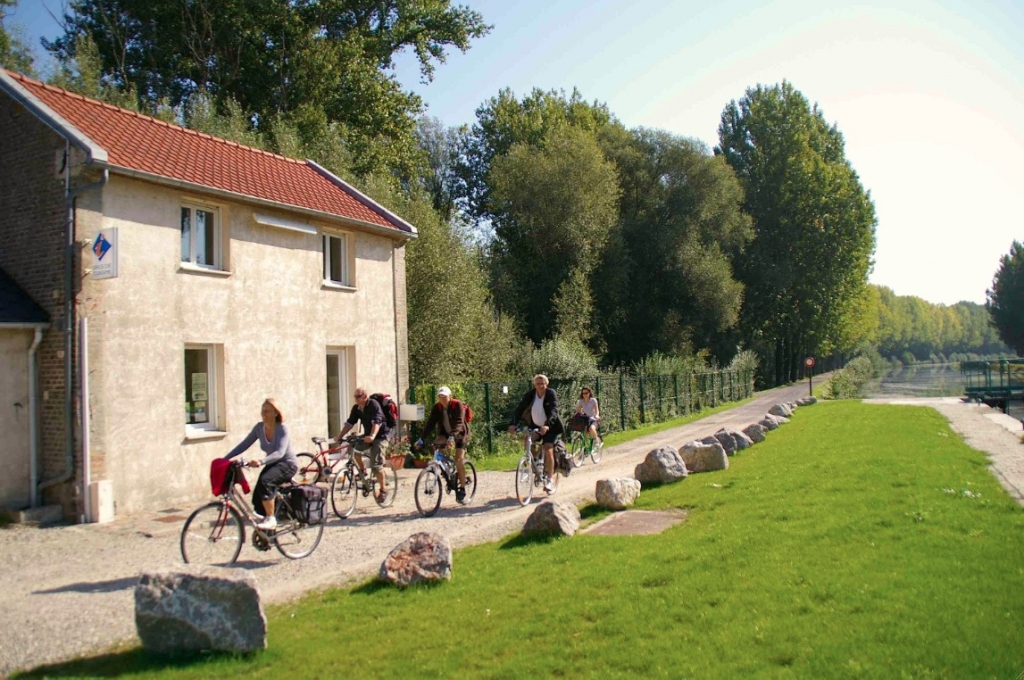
xmin=574 ymin=385 xmax=604 ymax=450
xmin=223 ymin=398 xmax=298 ymax=531
xmin=507 ymin=374 xmax=564 ymax=493
xmin=337 ymin=387 xmax=389 ymax=503
xmin=415 ymin=386 xmax=471 ymax=502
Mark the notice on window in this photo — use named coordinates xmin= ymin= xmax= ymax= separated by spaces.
xmin=191 ymin=373 xmax=208 ymax=402
xmin=90 ymin=228 xmax=118 ymax=279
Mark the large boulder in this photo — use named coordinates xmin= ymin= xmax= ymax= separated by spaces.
xmin=523 ymin=501 xmax=581 ymax=537
xmin=135 ymin=567 xmax=266 ymax=654
xmin=595 ymin=478 xmax=641 ymax=510
xmin=711 ymin=430 xmax=738 ymax=455
xmin=797 ymin=396 xmax=818 ymax=406
xmin=720 ymin=428 xmax=754 ymax=451
xmin=680 ymin=440 xmax=728 ymax=473
xmin=380 ymin=532 xmax=452 ymax=587
xmin=768 ymin=403 xmax=793 ymax=418
xmin=634 ymin=446 xmax=689 ymax=484
xmin=743 ymin=422 xmax=766 ymax=443
xmin=760 ymin=415 xmax=780 ymax=430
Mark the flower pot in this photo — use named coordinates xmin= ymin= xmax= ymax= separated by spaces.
xmin=413 ymin=458 xmax=430 ymax=468
xmin=387 ymin=454 xmax=406 ymax=470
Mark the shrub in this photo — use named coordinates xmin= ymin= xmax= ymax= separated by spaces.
xmin=822 ymin=356 xmax=876 ymax=399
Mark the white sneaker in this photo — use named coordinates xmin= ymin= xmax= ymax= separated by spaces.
xmin=543 ymin=478 xmax=554 ymax=493
xmin=256 ymin=516 xmax=277 ymax=531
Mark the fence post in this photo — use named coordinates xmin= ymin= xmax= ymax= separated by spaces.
xmin=657 ymin=375 xmax=663 ymax=420
xmin=673 ymin=374 xmax=679 ymax=414
xmin=596 ymin=376 xmax=602 ymax=404
xmin=619 ymin=371 xmax=626 ymax=432
xmin=484 ymin=381 xmax=493 ymax=455
xmin=639 ymin=375 xmax=646 ymax=424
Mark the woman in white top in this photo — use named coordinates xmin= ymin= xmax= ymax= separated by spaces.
xmin=574 ymin=386 xmax=603 ymax=448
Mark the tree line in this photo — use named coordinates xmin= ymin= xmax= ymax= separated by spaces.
xmin=1 ymin=1 xmax=1012 ymax=388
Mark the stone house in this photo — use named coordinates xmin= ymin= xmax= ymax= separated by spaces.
xmin=0 ymin=69 xmax=415 ymax=521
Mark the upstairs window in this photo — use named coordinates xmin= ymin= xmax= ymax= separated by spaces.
xmin=181 ymin=204 xmax=221 ymax=269
xmin=323 ymin=233 xmax=352 ymax=287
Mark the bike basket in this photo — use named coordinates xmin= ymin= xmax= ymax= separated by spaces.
xmin=568 ymin=414 xmax=589 ymax=432
xmin=290 ymin=484 xmax=327 ymax=525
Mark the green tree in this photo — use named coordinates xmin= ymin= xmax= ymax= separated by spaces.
xmin=595 ymin=128 xmax=752 ymax=364
xmin=47 ymin=0 xmax=490 ymax=178
xmin=986 ymin=240 xmax=1024 ymax=356
xmin=717 ymin=81 xmax=876 ymax=385
xmin=0 ymin=0 xmax=35 ymax=75
xmin=487 ymin=125 xmax=620 ymax=345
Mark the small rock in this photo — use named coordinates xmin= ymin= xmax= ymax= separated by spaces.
xmin=135 ymin=567 xmax=266 ymax=654
xmin=768 ymin=403 xmax=793 ymax=418
xmin=595 ymin=478 xmax=642 ymax=510
xmin=797 ymin=396 xmax=818 ymax=406
xmin=380 ymin=532 xmax=452 ymax=587
xmin=722 ymin=428 xmax=754 ymax=450
xmin=712 ymin=430 xmax=738 ymax=454
xmin=743 ymin=423 xmax=766 ymax=443
xmin=680 ymin=440 xmax=729 ymax=473
xmin=634 ymin=446 xmax=689 ymax=484
xmin=522 ymin=501 xmax=582 ymax=537
xmin=760 ymin=415 xmax=780 ymax=431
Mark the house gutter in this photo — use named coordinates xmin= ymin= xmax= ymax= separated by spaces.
xmin=26 ymin=326 xmax=45 ymax=507
xmin=37 ymin=154 xmax=108 ymax=501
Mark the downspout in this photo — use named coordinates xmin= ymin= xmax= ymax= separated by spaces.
xmin=37 ymin=149 xmax=108 ymax=501
xmin=392 ymin=244 xmax=402 ymax=434
xmin=80 ymin=317 xmax=91 ymax=523
xmin=27 ymin=327 xmax=43 ymax=507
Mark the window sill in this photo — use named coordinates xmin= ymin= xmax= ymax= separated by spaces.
xmin=178 ymin=263 xmax=232 ymax=277
xmin=321 ymin=281 xmax=357 ymax=292
xmin=184 ymin=429 xmax=228 ymax=442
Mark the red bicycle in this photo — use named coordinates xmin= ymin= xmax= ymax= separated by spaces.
xmin=297 ymin=435 xmax=398 ymax=518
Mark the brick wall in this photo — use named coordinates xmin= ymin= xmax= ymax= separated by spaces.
xmin=0 ymin=93 xmax=81 ymax=517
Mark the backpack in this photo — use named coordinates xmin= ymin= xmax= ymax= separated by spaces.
xmin=370 ymin=393 xmax=398 ymax=430
xmin=451 ymin=398 xmax=474 ymax=424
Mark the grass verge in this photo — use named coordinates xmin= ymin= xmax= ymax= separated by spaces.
xmin=20 ymin=401 xmax=1024 ymax=678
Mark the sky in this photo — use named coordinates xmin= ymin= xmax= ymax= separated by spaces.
xmin=9 ymin=0 xmax=1024 ymax=307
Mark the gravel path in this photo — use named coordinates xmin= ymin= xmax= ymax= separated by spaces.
xmin=3 ymin=385 xmax=1019 ymax=675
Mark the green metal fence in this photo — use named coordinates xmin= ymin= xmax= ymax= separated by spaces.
xmin=407 ymin=369 xmax=754 ymax=457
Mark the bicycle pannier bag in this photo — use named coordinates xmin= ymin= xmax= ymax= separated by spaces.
xmin=291 ymin=485 xmax=327 ymax=525
xmin=555 ymin=439 xmax=572 ymax=477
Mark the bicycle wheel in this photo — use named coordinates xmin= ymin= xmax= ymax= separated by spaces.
xmin=273 ymin=498 xmax=324 ymax=559
xmin=515 ymin=456 xmax=534 ymax=506
xmin=180 ymin=502 xmax=244 ymax=566
xmin=331 ymin=469 xmax=358 ymax=519
xmin=589 ymin=436 xmax=603 ymax=464
xmin=373 ymin=462 xmax=398 ymax=508
xmin=414 ymin=466 xmax=443 ymax=517
xmin=462 ymin=461 xmax=478 ymax=504
xmin=292 ymin=453 xmax=322 ymax=485
xmin=570 ymin=434 xmax=586 ymax=468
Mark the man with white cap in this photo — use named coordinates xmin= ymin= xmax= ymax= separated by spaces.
xmin=416 ymin=386 xmax=472 ymax=502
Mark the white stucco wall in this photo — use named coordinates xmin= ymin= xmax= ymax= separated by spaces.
xmin=81 ymin=176 xmax=408 ymax=515
xmin=0 ymin=330 xmax=32 ymax=510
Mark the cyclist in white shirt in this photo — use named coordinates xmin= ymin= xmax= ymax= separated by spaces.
xmin=574 ymin=386 xmax=603 ymax=450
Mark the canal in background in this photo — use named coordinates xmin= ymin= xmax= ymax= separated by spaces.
xmin=863 ymin=362 xmax=1023 ymax=420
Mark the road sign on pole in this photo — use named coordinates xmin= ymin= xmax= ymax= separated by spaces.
xmin=805 ymin=356 xmax=815 ymax=396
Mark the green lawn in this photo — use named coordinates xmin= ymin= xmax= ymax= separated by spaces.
xmin=23 ymin=401 xmax=1024 ymax=678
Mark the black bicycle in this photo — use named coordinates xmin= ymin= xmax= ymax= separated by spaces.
xmin=413 ymin=440 xmax=478 ymax=517
xmin=329 ymin=434 xmax=399 ymax=519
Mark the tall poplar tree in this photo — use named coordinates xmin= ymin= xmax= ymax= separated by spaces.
xmin=717 ymin=81 xmax=876 ymax=385
xmin=986 ymin=240 xmax=1024 ymax=356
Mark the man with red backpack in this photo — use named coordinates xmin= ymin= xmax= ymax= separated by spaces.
xmin=416 ymin=385 xmax=472 ymax=503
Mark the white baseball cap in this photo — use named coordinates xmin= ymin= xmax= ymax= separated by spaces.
xmin=437 ymin=386 xmax=452 ymax=398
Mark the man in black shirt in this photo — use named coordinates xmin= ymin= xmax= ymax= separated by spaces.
xmin=337 ymin=387 xmax=389 ymax=502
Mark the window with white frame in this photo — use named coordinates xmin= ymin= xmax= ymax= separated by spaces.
xmin=323 ymin=233 xmax=351 ymax=286
xmin=185 ymin=345 xmax=221 ymax=431
xmin=181 ymin=204 xmax=221 ymax=268
xmin=326 ymin=349 xmax=351 ymax=436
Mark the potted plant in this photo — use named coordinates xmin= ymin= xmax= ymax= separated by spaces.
xmin=387 ymin=436 xmax=411 ymax=470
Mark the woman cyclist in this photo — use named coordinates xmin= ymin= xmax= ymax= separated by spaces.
xmin=223 ymin=398 xmax=298 ymax=531
xmin=574 ymin=386 xmax=603 ymax=451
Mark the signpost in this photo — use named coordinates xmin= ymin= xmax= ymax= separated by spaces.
xmin=805 ymin=356 xmax=816 ymax=396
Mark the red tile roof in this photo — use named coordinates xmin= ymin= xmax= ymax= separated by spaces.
xmin=2 ymin=70 xmax=412 ymax=236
